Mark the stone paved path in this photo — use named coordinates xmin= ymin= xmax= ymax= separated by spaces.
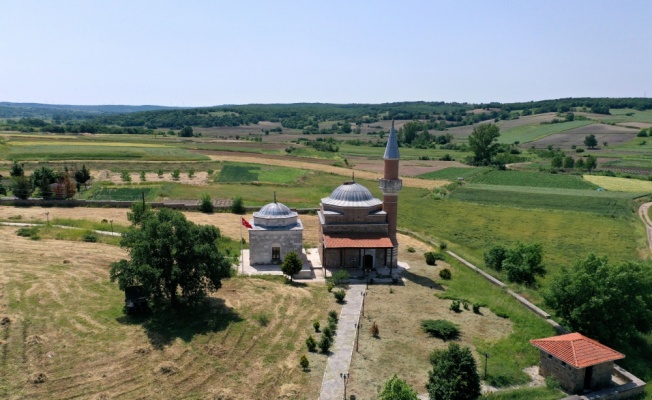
xmin=319 ymin=283 xmax=366 ymax=400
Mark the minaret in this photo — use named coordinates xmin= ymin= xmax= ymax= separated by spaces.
xmin=380 ymin=120 xmax=402 ymax=267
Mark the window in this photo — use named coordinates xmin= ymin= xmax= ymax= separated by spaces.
xmin=272 ymin=247 xmax=281 ymax=262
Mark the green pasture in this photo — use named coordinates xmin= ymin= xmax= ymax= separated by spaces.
xmin=418 ymin=166 xmax=489 ymax=181
xmin=499 ymin=120 xmax=592 ymax=144
xmin=469 ymin=170 xmax=597 ymax=190
xmin=5 ymin=143 xmax=207 ymax=161
xmin=608 ymin=108 xmax=652 ymax=123
xmin=216 ymin=162 xmax=310 ymax=184
xmin=85 ymin=185 xmax=159 ymax=201
xmin=337 ymin=143 xmax=472 ymax=161
xmin=449 ymin=184 xmax=637 ymax=218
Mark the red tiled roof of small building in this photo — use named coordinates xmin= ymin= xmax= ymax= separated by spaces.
xmin=530 ymin=333 xmax=624 ymax=368
xmin=322 ymin=233 xmax=394 ymax=249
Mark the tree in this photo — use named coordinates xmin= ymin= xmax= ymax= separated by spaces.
xmin=426 ymin=343 xmax=481 ymax=400
xmin=378 ymin=375 xmax=418 ymax=400
xmin=127 ymin=201 xmax=152 ymax=225
xmin=53 ymin=172 xmax=76 ymax=199
xmin=544 ymin=254 xmax=652 ymax=343
xmin=584 ymin=134 xmax=598 ymax=149
xmin=74 ymin=164 xmax=92 ymax=190
xmin=179 ymin=126 xmax=194 ymax=137
xmin=484 ymin=245 xmax=506 ymax=271
xmin=563 ymin=156 xmax=575 ymax=169
xmin=585 ymin=155 xmax=597 ymax=172
xmin=468 ymin=123 xmax=500 ymax=166
xmin=551 ymin=155 xmax=563 ymax=168
xmin=281 ymin=251 xmax=302 ymax=282
xmin=575 ymin=158 xmax=585 ymax=169
xmin=502 ymin=242 xmax=545 ymax=286
xmin=10 ymin=161 xmax=24 ymax=177
xmin=110 ymin=208 xmax=232 ymax=307
xmin=231 ymin=196 xmax=245 ymax=214
xmin=199 ymin=193 xmax=213 ymax=213
xmin=10 ymin=175 xmax=34 ymax=199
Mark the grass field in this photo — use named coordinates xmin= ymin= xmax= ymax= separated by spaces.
xmin=87 ymin=185 xmax=159 ymax=201
xmin=418 ymin=166 xmax=489 ymax=181
xmin=469 ymin=170 xmax=597 ymax=190
xmin=498 ymin=120 xmax=592 ymax=144
xmin=6 ymin=142 xmax=207 ymax=161
xmin=583 ymin=175 xmax=652 ymax=192
xmin=216 ymin=162 xmax=310 ymax=184
xmin=0 ymin=227 xmax=334 ymax=399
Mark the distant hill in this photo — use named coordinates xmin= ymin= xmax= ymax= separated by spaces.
xmin=0 ymin=102 xmax=182 ymax=120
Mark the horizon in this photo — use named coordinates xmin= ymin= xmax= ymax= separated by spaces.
xmin=1 ymin=1 xmax=650 ymax=107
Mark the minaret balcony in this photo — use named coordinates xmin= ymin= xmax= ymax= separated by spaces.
xmin=379 ymin=178 xmax=403 ymax=194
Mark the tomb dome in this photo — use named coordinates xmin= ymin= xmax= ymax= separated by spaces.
xmin=322 ymin=181 xmax=382 ymax=208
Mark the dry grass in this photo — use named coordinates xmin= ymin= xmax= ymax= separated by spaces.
xmin=346 ymin=241 xmax=513 ymax=399
xmin=583 ymin=175 xmax=652 ymax=193
xmin=0 ymin=226 xmax=335 ymax=399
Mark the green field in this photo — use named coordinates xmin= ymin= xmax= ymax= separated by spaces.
xmin=87 ymin=185 xmax=159 ymax=201
xmin=216 ymin=162 xmax=310 ymax=184
xmin=7 ymin=143 xmax=207 ymax=161
xmin=418 ymin=166 xmax=489 ymax=181
xmin=469 ymin=170 xmax=597 ymax=190
xmin=449 ymin=184 xmax=637 ymax=218
xmin=498 ymin=120 xmax=592 ymax=144
xmin=338 ymin=142 xmax=472 ymax=161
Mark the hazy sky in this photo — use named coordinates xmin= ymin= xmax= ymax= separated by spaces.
xmin=1 ymin=1 xmax=650 ymax=106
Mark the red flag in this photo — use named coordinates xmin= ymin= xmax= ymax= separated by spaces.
xmin=241 ymin=217 xmax=252 ymax=229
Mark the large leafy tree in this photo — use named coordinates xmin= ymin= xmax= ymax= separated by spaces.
xmin=544 ymin=254 xmax=652 ymax=343
xmin=378 ymin=374 xmax=418 ymax=400
xmin=584 ymin=134 xmax=598 ymax=149
xmin=281 ymin=251 xmax=303 ymax=282
xmin=502 ymin=242 xmax=545 ymax=286
xmin=110 ymin=208 xmax=232 ymax=307
xmin=426 ymin=343 xmax=481 ymax=400
xmin=468 ymin=123 xmax=500 ymax=166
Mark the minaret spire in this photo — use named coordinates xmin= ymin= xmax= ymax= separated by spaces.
xmin=380 ymin=118 xmax=402 ymax=269
xmin=273 ymin=191 xmax=277 ymax=203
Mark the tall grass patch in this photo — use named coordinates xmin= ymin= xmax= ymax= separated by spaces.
xmin=470 ymin=170 xmax=597 ymax=189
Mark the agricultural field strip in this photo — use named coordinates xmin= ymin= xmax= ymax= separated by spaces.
xmin=582 ymin=175 xmax=652 ymax=193
xmin=461 ymin=183 xmax=641 ymax=198
xmin=8 ymin=140 xmax=169 ymax=147
xmin=498 ymin=120 xmax=593 ymax=144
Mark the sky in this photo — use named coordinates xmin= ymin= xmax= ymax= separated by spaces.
xmin=1 ymin=0 xmax=651 ymax=106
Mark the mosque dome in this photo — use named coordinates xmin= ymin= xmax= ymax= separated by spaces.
xmin=322 ymin=181 xmax=383 ymax=208
xmin=255 ymin=201 xmax=295 ymax=218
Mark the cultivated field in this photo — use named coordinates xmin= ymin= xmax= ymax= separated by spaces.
xmin=583 ymin=175 xmax=652 ymax=193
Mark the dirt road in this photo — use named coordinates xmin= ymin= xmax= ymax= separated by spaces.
xmin=639 ymin=202 xmax=652 ymax=252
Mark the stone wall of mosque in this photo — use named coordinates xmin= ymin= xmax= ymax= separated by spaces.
xmin=249 ymin=229 xmax=303 ymax=265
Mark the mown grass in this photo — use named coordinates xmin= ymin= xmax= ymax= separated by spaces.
xmin=481 ymin=387 xmax=563 ymax=399
xmin=498 ymin=120 xmax=592 ymax=144
xmin=439 ymin=253 xmax=557 ymax=386
xmin=7 ymin=143 xmax=207 ymax=161
xmin=470 ymin=170 xmax=597 ymax=189
xmin=449 ymin=184 xmax=636 ymax=218
xmin=418 ymin=167 xmax=490 ymax=181
xmin=583 ymin=175 xmax=652 ymax=192
xmin=216 ymin=162 xmax=309 ymax=184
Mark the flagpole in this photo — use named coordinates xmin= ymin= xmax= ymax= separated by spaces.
xmin=240 ymin=216 xmax=243 ymax=275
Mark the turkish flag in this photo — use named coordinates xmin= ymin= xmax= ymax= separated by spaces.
xmin=241 ymin=217 xmax=252 ymax=229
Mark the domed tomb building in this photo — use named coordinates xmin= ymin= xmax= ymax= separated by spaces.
xmin=318 ymin=121 xmax=402 ymax=270
xmin=247 ymin=197 xmax=304 ymax=265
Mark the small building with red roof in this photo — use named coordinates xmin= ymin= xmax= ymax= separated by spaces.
xmin=530 ymin=332 xmax=625 ymax=394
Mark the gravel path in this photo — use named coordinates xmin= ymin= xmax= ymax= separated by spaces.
xmin=319 ymin=284 xmax=366 ymax=400
xmin=639 ymin=202 xmax=652 ymax=252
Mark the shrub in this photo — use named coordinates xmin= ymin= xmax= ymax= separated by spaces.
xmin=199 ymin=193 xmax=213 ymax=213
xmin=496 ymin=311 xmax=509 ymax=319
xmin=333 ymin=289 xmax=346 ymax=303
xmin=140 ymin=171 xmax=147 ymax=182
xmin=328 ymin=269 xmax=349 ymax=287
xmin=472 ymin=303 xmax=481 ymax=313
xmin=313 ymin=321 xmax=320 ymax=332
xmin=484 ymin=245 xmax=506 ymax=271
xmin=83 ymin=232 xmax=98 ymax=243
xmin=439 ymin=242 xmax=447 ymax=250
xmin=323 ymin=325 xmax=333 ymax=339
xmin=439 ymin=268 xmax=452 ymax=280
xmin=378 ymin=375 xmax=418 ymax=400
xmin=326 ymin=282 xmax=334 ymax=292
xmin=450 ymin=300 xmax=461 ymax=313
xmin=306 ymin=335 xmax=317 ymax=352
xmin=254 ymin=313 xmax=269 ymax=327
xmin=187 ymin=168 xmax=195 ymax=179
xmin=424 ymin=252 xmax=444 ymax=266
xmin=463 ymin=301 xmax=469 ymax=310
xmin=328 ymin=319 xmax=337 ymax=332
xmin=407 ymin=246 xmax=416 ymax=253
xmin=207 ymin=169 xmax=214 ymax=175
xmin=120 ymin=171 xmax=132 ymax=183
xmin=16 ymin=227 xmax=36 ymax=237
xmin=369 ymin=321 xmax=379 ymax=337
xmin=427 ymin=343 xmax=481 ymax=400
xmin=318 ymin=335 xmax=332 ymax=353
xmin=231 ymin=196 xmax=245 ymax=214
xmin=171 ymin=169 xmax=181 ymax=181
xmin=299 ymin=355 xmax=309 ymax=370
xmin=545 ymin=376 xmax=560 ymax=390
xmin=157 ymin=169 xmax=164 ymax=178
xmin=421 ymin=319 xmax=460 ymax=340
xmin=328 ymin=310 xmax=338 ymax=322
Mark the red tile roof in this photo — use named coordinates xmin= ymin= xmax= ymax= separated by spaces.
xmin=322 ymin=233 xmax=394 ymax=249
xmin=530 ymin=333 xmax=624 ymax=369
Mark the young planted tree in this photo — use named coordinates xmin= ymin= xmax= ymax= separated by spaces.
xmin=110 ymin=208 xmax=232 ymax=307
xmin=231 ymin=196 xmax=245 ymax=214
xmin=10 ymin=175 xmax=34 ymax=199
xmin=378 ymin=375 xmax=418 ymax=400
xmin=281 ymin=251 xmax=303 ymax=282
xmin=53 ymin=172 xmax=76 ymax=199
xmin=426 ymin=343 xmax=481 ymax=400
xmin=199 ymin=193 xmax=214 ymax=213
xmin=10 ymin=161 xmax=24 ymax=177
xmin=74 ymin=164 xmax=92 ymax=190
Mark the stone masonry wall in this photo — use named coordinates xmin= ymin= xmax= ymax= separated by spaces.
xmin=249 ymin=230 xmax=302 ymax=265
xmin=539 ymin=350 xmax=585 ymax=394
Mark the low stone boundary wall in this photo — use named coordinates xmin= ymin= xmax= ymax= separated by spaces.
xmin=0 ymin=198 xmax=232 ymax=211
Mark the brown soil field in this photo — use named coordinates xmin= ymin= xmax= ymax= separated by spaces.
xmin=349 ymin=157 xmax=469 ymax=176
xmin=561 ymin=123 xmax=639 ymax=135
xmin=0 ymin=225 xmax=335 ymax=399
xmin=529 ymin=124 xmax=638 ymax=148
xmin=203 ymin=153 xmax=446 ymax=189
xmin=346 ymin=244 xmax=513 ymax=399
xmin=616 ymin=122 xmax=652 ymax=129
xmin=444 ymin=113 xmax=559 ymax=140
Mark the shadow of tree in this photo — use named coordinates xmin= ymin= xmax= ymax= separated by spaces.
xmin=116 ymin=297 xmax=242 ymax=349
xmin=401 ymin=269 xmax=445 ymax=291
xmin=613 ymin=334 xmax=652 ymax=382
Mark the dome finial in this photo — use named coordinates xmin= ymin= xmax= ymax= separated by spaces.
xmin=274 ymin=191 xmax=277 ymax=203
xmin=352 ymin=172 xmax=355 ymax=182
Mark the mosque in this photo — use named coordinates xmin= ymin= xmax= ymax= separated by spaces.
xmin=245 ymin=121 xmax=402 ymax=273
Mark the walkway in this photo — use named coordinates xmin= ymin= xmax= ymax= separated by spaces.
xmin=638 ymin=202 xmax=652 ymax=252
xmin=319 ymin=283 xmax=366 ymax=400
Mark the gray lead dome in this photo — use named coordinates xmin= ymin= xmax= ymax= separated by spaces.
xmin=322 ymin=182 xmax=383 ymax=207
xmin=256 ymin=202 xmax=295 ymax=217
